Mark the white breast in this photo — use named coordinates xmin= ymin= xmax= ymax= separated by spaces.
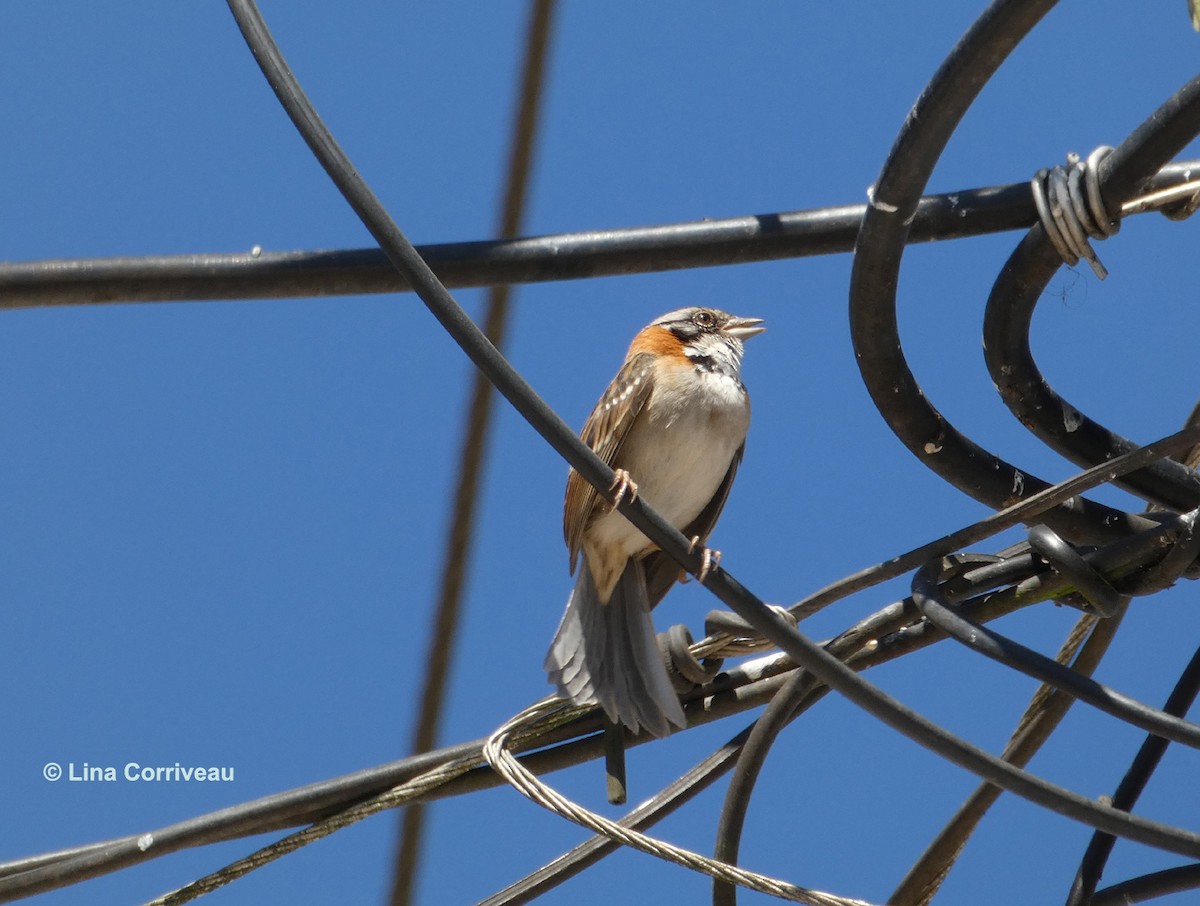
xmin=586 ymin=366 xmax=749 ymax=559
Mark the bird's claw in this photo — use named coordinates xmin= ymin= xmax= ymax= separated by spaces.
xmin=609 ymin=469 xmax=639 ymax=507
xmin=679 ymin=536 xmax=721 ymax=584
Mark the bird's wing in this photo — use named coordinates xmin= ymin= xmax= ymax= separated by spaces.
xmin=643 ymin=442 xmax=744 ymax=608
xmin=563 ymin=352 xmax=657 ymax=573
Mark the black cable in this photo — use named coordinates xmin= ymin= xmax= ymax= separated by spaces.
xmin=983 ymin=74 xmax=1200 ymax=512
xmin=1 ymin=164 xmax=1195 ymax=309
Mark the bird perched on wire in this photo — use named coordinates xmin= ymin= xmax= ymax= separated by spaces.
xmin=545 ymin=306 xmax=765 ymax=740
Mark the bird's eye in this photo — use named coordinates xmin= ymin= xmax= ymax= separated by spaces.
xmin=693 ymin=311 xmax=715 ymax=329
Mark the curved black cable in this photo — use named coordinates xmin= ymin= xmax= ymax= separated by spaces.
xmin=1026 ymin=525 xmax=1127 ymax=617
xmin=983 ymin=75 xmax=1200 ymax=513
xmin=1065 ymin=642 xmax=1200 ymax=906
xmin=1091 ymin=863 xmax=1200 ymax=906
xmin=221 ymin=1 xmax=745 ymax=627
xmin=847 ymin=0 xmax=1153 ymax=546
xmin=711 ymin=645 xmax=877 ymax=906
xmin=911 ymin=551 xmax=1200 ymax=749
xmin=709 ymin=669 xmax=812 ymax=906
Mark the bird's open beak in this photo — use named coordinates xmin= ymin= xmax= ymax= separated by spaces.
xmin=723 ymin=316 xmax=766 ymax=340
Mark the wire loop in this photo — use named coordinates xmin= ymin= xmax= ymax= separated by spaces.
xmin=1031 ymin=146 xmax=1119 ymax=279
xmin=660 ymin=624 xmax=724 ymax=692
xmin=483 ymin=699 xmax=879 ymax=906
xmin=1027 ymin=524 xmax=1127 ymax=617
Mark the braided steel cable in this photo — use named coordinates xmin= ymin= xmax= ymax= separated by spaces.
xmin=478 ymin=725 xmax=754 ymax=906
xmin=483 ymin=700 xmax=879 ymax=906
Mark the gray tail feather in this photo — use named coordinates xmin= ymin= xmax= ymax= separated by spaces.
xmin=544 ymin=559 xmax=686 ymax=737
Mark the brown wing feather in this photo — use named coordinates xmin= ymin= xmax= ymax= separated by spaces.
xmin=643 ymin=442 xmax=744 ymax=608
xmin=563 ymin=352 xmax=657 ymax=573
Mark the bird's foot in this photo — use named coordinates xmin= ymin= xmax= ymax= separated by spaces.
xmin=679 ymin=536 xmax=721 ymax=584
xmin=609 ymin=468 xmax=639 ymax=507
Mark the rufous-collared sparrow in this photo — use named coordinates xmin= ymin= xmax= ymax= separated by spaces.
xmin=545 ymin=306 xmax=764 ymax=738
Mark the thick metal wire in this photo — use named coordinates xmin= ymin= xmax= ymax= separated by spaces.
xmin=479 ymin=726 xmax=754 ymax=906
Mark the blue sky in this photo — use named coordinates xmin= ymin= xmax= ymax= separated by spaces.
xmin=2 ymin=3 xmax=1199 ymax=904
